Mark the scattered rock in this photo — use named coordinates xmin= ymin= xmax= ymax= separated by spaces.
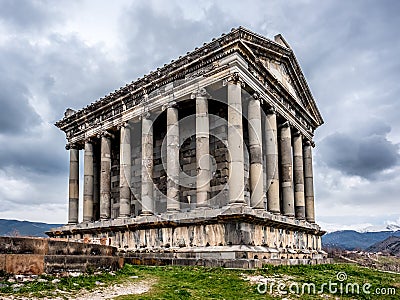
xmin=70 ymin=272 xmax=82 ymax=277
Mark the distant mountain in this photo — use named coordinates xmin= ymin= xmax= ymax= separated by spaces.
xmin=322 ymin=230 xmax=400 ymax=250
xmin=358 ymin=224 xmax=400 ymax=233
xmin=0 ymin=219 xmax=62 ymax=237
xmin=366 ymin=236 xmax=400 ymax=256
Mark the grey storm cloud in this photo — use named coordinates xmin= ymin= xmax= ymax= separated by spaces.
xmin=318 ymin=122 xmax=400 ymax=179
xmin=0 ymin=0 xmax=62 ymax=31
xmin=0 ymin=76 xmax=41 ymax=134
xmin=0 ymin=128 xmax=66 ymax=175
xmin=120 ymin=3 xmax=238 ymax=79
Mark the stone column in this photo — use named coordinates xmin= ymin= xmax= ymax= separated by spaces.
xmin=293 ymin=132 xmax=305 ymax=219
xmin=83 ymin=140 xmax=94 ymax=222
xmin=119 ymin=123 xmax=131 ymax=218
xmin=265 ymin=109 xmax=280 ymax=213
xmin=248 ymin=93 xmax=264 ymax=209
xmin=100 ymin=133 xmax=112 ymax=220
xmin=279 ymin=122 xmax=295 ymax=217
xmin=141 ymin=112 xmax=154 ymax=215
xmin=303 ymin=141 xmax=315 ymax=223
xmin=68 ymin=145 xmax=79 ymax=224
xmin=166 ymin=103 xmax=180 ymax=211
xmin=194 ymin=88 xmax=210 ymax=208
xmin=93 ymin=147 xmax=99 ymax=221
xmin=227 ymin=73 xmax=245 ymax=205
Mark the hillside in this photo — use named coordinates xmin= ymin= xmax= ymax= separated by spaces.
xmin=0 ymin=219 xmax=62 ymax=237
xmin=366 ymin=236 xmax=400 ymax=256
xmin=322 ymin=230 xmax=400 ymax=250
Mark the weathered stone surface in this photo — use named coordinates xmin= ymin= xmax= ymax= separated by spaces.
xmin=4 ymin=254 xmax=44 ymax=275
xmin=100 ymin=134 xmax=112 ymax=219
xmin=304 ymin=142 xmax=315 ymax=223
xmin=83 ymin=141 xmax=94 ymax=222
xmin=52 ymin=28 xmax=326 ymax=267
xmin=293 ymin=133 xmax=305 ymax=219
xmin=68 ymin=148 xmax=79 ymax=224
xmin=0 ymin=237 xmax=119 ymax=274
xmin=227 ymin=76 xmax=245 ymax=204
xmin=119 ymin=123 xmax=131 ymax=217
xmin=195 ymin=92 xmax=210 ymax=208
xmin=166 ymin=105 xmax=180 ymax=211
xmin=279 ymin=124 xmax=295 ymax=217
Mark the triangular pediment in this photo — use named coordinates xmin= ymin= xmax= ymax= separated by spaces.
xmin=237 ymin=30 xmax=323 ymax=126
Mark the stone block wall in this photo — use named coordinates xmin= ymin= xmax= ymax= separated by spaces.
xmin=0 ymin=237 xmax=120 ymax=275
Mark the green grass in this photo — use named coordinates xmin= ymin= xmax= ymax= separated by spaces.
xmin=0 ymin=264 xmax=399 ymax=299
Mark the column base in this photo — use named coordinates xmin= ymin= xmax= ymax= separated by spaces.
xmin=284 ymin=214 xmax=295 ymax=219
xmin=194 ymin=204 xmax=209 ymax=210
xmin=118 ymin=215 xmax=130 ymax=219
xmin=140 ymin=212 xmax=154 ymax=216
xmin=228 ymin=201 xmax=246 ymax=206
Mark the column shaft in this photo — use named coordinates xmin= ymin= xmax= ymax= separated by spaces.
xmin=227 ymin=78 xmax=245 ymax=204
xmin=166 ymin=106 xmax=180 ymax=211
xmin=280 ymin=124 xmax=295 ymax=217
xmin=93 ymin=149 xmax=99 ymax=220
xmin=119 ymin=124 xmax=131 ymax=217
xmin=100 ymin=135 xmax=111 ymax=219
xmin=265 ymin=112 xmax=280 ymax=213
xmin=248 ymin=97 xmax=264 ymax=209
xmin=83 ymin=141 xmax=94 ymax=222
xmin=196 ymin=94 xmax=210 ymax=208
xmin=68 ymin=148 xmax=79 ymax=224
xmin=141 ymin=116 xmax=154 ymax=215
xmin=304 ymin=142 xmax=315 ymax=223
xmin=293 ymin=134 xmax=305 ymax=219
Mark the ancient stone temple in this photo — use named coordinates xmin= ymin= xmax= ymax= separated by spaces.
xmin=48 ymin=27 xmax=327 ymax=266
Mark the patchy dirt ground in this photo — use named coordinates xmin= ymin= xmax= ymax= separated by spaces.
xmin=0 ymin=278 xmax=155 ymax=300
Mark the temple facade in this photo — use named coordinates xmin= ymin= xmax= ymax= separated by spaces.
xmin=48 ymin=27 xmax=327 ymax=266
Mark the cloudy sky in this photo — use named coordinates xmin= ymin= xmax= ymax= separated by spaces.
xmin=0 ymin=0 xmax=399 ymax=231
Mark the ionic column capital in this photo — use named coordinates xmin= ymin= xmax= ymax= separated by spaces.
xmin=279 ymin=121 xmax=291 ymax=129
xmin=303 ymin=140 xmax=315 ymax=147
xmin=251 ymin=91 xmax=262 ymax=102
xmin=98 ymin=131 xmax=114 ymax=139
xmin=162 ymin=100 xmax=177 ymax=111
xmin=66 ymin=143 xmax=83 ymax=150
xmin=84 ymin=136 xmax=96 ymax=144
xmin=117 ymin=122 xmax=131 ymax=130
xmin=293 ymin=130 xmax=302 ymax=138
xmin=266 ymin=106 xmax=277 ymax=115
xmin=191 ymin=87 xmax=210 ymax=99
xmin=223 ymin=72 xmax=245 ymax=87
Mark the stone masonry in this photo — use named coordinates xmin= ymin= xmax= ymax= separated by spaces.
xmin=47 ymin=27 xmax=328 ymax=265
